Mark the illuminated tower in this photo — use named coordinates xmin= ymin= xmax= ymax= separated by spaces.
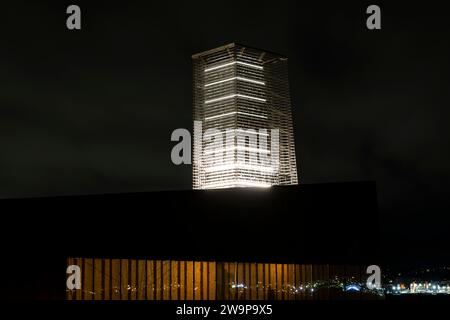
xmin=192 ymin=43 xmax=298 ymax=189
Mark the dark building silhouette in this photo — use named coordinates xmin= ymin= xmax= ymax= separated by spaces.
xmin=2 ymin=181 xmax=380 ymax=300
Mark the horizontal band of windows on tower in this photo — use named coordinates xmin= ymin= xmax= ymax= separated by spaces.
xmin=204 ymin=61 xmax=264 ymax=72
xmin=205 ymin=111 xmax=268 ymax=121
xmin=204 ymin=77 xmax=265 ymax=87
xmin=204 ymin=146 xmax=270 ymax=155
xmin=204 ymin=164 xmax=276 ymax=173
xmin=203 ymin=129 xmax=269 ymax=138
xmin=200 ymin=180 xmax=272 ymax=189
xmin=204 ymin=94 xmax=266 ymax=104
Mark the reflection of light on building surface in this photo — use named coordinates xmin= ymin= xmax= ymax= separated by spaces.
xmin=66 ymin=258 xmax=387 ymax=300
xmin=345 ymin=284 xmax=361 ymax=292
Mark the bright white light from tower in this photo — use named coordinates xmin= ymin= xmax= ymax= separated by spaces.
xmin=192 ymin=43 xmax=298 ymax=190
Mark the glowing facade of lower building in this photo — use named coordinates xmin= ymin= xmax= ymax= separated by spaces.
xmin=67 ymin=258 xmax=376 ymax=300
xmin=192 ymin=43 xmax=298 ymax=189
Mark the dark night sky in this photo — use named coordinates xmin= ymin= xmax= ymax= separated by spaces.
xmin=1 ymin=1 xmax=450 ymax=260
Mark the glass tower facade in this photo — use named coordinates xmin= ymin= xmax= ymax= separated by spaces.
xmin=192 ymin=43 xmax=298 ymax=189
